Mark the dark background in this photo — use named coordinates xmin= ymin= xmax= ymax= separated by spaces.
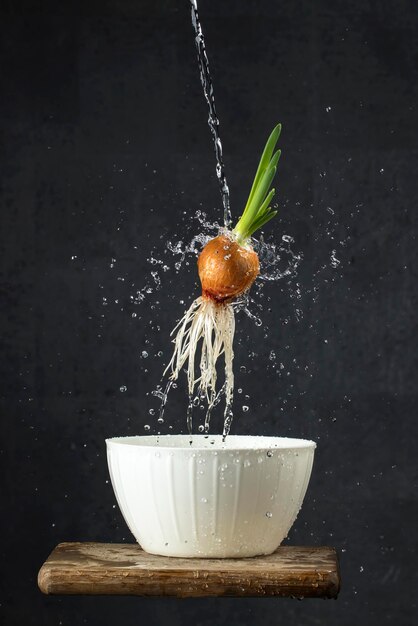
xmin=1 ymin=0 xmax=417 ymax=624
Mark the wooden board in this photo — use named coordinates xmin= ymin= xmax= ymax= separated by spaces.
xmin=38 ymin=542 xmax=340 ymax=598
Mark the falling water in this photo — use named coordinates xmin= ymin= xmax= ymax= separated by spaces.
xmin=190 ymin=0 xmax=232 ymax=228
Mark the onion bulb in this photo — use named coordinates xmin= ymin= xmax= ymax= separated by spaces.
xmin=198 ymin=233 xmax=259 ymax=302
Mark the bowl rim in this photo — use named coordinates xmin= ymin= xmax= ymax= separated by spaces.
xmin=106 ymin=434 xmax=316 ymax=452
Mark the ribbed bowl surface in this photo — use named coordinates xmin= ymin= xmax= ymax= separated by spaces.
xmin=106 ymin=435 xmax=316 ymax=558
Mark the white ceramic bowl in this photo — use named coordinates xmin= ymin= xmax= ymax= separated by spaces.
xmin=106 ymin=435 xmax=316 ymax=558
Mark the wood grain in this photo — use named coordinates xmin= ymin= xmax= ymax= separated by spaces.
xmin=38 ymin=542 xmax=340 ymax=598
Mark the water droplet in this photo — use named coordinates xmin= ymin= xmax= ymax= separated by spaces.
xmin=198 ymin=424 xmax=205 ymax=432
xmin=149 ymin=408 xmax=155 ymax=415
xmin=144 ymin=424 xmax=150 ymax=431
xmin=201 ymin=497 xmax=208 ymax=503
xmin=331 ymin=250 xmax=340 ymax=268
xmin=267 ymin=450 xmax=273 ymax=458
xmin=266 ymin=512 xmax=273 ymax=518
xmin=141 ymin=351 xmax=148 ymax=358
xmin=242 ymin=405 xmax=249 ymax=412
xmin=119 ymin=385 xmax=127 ymax=393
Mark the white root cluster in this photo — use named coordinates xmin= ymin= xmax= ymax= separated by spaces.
xmin=164 ymin=296 xmax=235 ymax=410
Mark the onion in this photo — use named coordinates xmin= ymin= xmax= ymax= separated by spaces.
xmin=198 ymin=233 xmax=259 ymax=302
xmin=164 ymin=124 xmax=282 ymax=435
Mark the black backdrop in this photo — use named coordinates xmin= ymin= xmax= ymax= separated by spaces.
xmin=1 ymin=1 xmax=417 ymax=624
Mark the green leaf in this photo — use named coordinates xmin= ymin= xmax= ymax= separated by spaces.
xmin=242 ymin=124 xmax=281 ymax=218
xmin=269 ymin=149 xmax=281 ymax=171
xmin=245 ymin=210 xmax=278 ymax=238
xmin=233 ymin=123 xmax=282 ymax=244
xmin=255 ymin=188 xmax=275 ymax=219
xmin=246 ymin=165 xmax=276 ymax=220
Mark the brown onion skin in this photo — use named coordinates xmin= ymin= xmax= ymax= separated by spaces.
xmin=197 ymin=234 xmax=260 ymax=303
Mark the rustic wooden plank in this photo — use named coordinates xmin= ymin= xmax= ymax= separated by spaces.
xmin=38 ymin=542 xmax=340 ymax=598
xmin=37 ymin=542 xmax=340 ymax=599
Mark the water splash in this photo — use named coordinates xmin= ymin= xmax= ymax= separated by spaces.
xmin=255 ymin=234 xmax=302 ymax=282
xmin=154 ymin=220 xmax=303 ymax=436
xmin=99 ymin=200 xmax=305 ymax=436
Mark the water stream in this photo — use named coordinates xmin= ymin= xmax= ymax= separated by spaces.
xmin=190 ymin=0 xmax=232 ymax=228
